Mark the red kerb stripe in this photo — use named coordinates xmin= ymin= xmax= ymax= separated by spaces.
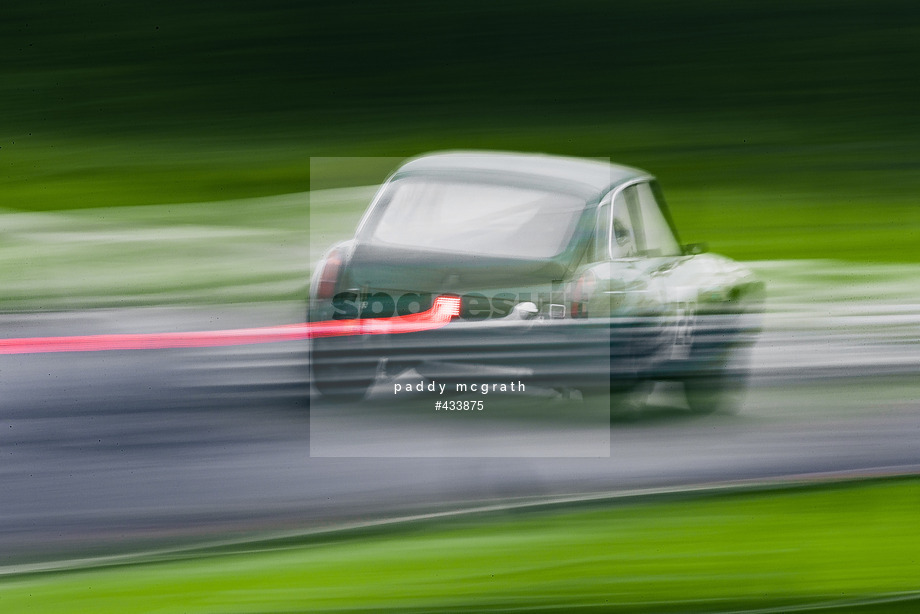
xmin=0 ymin=296 xmax=461 ymax=355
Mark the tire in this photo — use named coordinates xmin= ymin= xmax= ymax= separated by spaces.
xmin=310 ymin=338 xmax=378 ymax=401
xmin=310 ymin=361 xmax=375 ymax=401
xmin=609 ymin=380 xmax=652 ymax=417
xmin=683 ymin=342 xmax=752 ymax=415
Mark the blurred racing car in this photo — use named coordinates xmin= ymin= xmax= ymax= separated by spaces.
xmin=309 ymin=151 xmax=764 ymax=412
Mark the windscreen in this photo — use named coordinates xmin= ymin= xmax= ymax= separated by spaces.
xmin=366 ymin=176 xmax=587 ymax=259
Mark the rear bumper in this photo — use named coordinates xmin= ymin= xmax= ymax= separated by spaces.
xmin=311 ymin=305 xmax=763 ymax=388
xmin=310 ymin=315 xmax=694 ymax=392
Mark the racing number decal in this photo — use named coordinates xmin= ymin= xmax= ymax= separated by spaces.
xmin=670 ymin=300 xmax=696 ymax=360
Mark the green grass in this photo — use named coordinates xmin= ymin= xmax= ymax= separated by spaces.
xmin=2 ymin=478 xmax=918 ymax=613
xmin=1 ymin=134 xmax=310 ymax=211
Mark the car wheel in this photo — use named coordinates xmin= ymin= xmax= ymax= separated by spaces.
xmin=310 ymin=361 xmax=376 ymax=401
xmin=309 ymin=336 xmax=379 ymax=402
xmin=683 ymin=342 xmax=752 ymax=415
xmin=609 ymin=380 xmax=652 ymax=417
xmin=683 ymin=368 xmax=748 ymax=415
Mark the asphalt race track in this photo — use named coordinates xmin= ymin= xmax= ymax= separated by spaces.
xmin=1 ymin=297 xmax=919 ymax=565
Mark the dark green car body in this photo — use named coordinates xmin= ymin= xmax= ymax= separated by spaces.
xmin=310 ymin=151 xmax=764 ymax=411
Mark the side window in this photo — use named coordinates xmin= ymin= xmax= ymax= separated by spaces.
xmin=610 ymin=189 xmax=639 ymax=258
xmin=634 ymin=182 xmax=681 ymax=257
xmin=592 ymin=197 xmax=611 ymax=261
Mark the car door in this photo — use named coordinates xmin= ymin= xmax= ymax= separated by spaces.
xmin=618 ymin=180 xmax=697 ymax=359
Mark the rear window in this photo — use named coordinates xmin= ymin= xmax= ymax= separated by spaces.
xmin=365 ymin=176 xmax=586 ymax=258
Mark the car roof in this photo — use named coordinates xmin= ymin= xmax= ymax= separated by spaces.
xmin=393 ymin=151 xmax=650 ymax=197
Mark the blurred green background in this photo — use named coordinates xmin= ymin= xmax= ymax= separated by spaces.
xmin=3 ymin=478 xmax=919 ymax=613
xmin=3 ymin=0 xmax=919 ymax=262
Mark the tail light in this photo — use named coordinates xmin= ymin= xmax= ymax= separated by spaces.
xmin=315 ymin=247 xmax=345 ymax=300
xmin=570 ymin=269 xmax=596 ymax=318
